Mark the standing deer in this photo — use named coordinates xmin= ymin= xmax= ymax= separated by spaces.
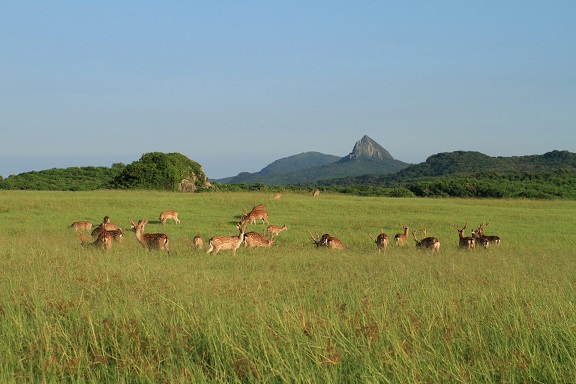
xmin=312 ymin=189 xmax=320 ymax=197
xmin=451 ymin=223 xmax=475 ymax=250
xmin=368 ymin=229 xmax=389 ymax=253
xmin=244 ymin=231 xmax=275 ymax=248
xmin=206 ymin=224 xmax=246 ymax=255
xmin=412 ymin=229 xmax=440 ymax=254
xmin=130 ymin=219 xmax=169 ymax=252
xmin=477 ymin=223 xmax=501 ymax=246
xmin=193 ymin=234 xmax=204 ymax=252
xmin=240 ymin=209 xmax=269 ymax=226
xmin=91 ymin=226 xmax=124 ymax=243
xmin=267 ymin=224 xmax=288 ymax=239
xmin=471 ymin=229 xmax=490 ymax=249
xmin=69 ymin=221 xmax=92 ymax=233
xmin=79 ymin=231 xmax=112 ymax=252
xmin=159 ymin=210 xmax=180 ymax=226
xmin=271 ymin=193 xmax=282 ymax=200
xmin=394 ymin=224 xmax=409 ymax=246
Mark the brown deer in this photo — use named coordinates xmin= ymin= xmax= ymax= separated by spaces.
xmin=244 ymin=231 xmax=275 ymax=248
xmin=471 ymin=229 xmax=490 ymax=249
xmin=130 ymin=219 xmax=170 ymax=252
xmin=240 ymin=209 xmax=269 ymax=226
xmin=394 ymin=224 xmax=409 ymax=246
xmin=206 ymin=224 xmax=246 ymax=255
xmin=312 ymin=189 xmax=320 ymax=197
xmin=451 ymin=223 xmax=475 ymax=250
xmin=308 ymin=231 xmax=346 ymax=250
xmin=97 ymin=216 xmax=122 ymax=232
xmin=193 ymin=234 xmax=204 ymax=252
xmin=477 ymin=223 xmax=501 ymax=246
xmin=412 ymin=229 xmax=440 ymax=254
xmin=271 ymin=193 xmax=282 ymax=200
xmin=69 ymin=221 xmax=92 ymax=233
xmin=267 ymin=224 xmax=288 ymax=239
xmin=91 ymin=226 xmax=124 ymax=243
xmin=159 ymin=210 xmax=180 ymax=226
xmin=79 ymin=231 xmax=112 ymax=252
xmin=368 ymin=229 xmax=389 ymax=253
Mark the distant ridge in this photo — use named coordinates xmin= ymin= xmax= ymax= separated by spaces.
xmin=220 ymin=135 xmax=410 ymax=185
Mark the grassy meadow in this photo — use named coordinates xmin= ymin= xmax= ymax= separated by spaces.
xmin=1 ymin=190 xmax=575 ymax=383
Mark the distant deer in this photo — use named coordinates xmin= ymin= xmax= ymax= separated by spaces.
xmin=312 ymin=189 xmax=320 ymax=197
xmin=394 ymin=224 xmax=409 ymax=246
xmin=267 ymin=224 xmax=288 ymax=239
xmin=79 ymin=231 xmax=112 ymax=252
xmin=69 ymin=221 xmax=92 ymax=233
xmin=271 ymin=193 xmax=282 ymax=200
xmin=368 ymin=229 xmax=389 ymax=253
xmin=130 ymin=219 xmax=169 ymax=252
xmin=451 ymin=223 xmax=475 ymax=250
xmin=477 ymin=223 xmax=501 ymax=246
xmin=193 ymin=234 xmax=204 ymax=252
xmin=412 ymin=229 xmax=440 ymax=254
xmin=308 ymin=231 xmax=346 ymax=250
xmin=244 ymin=231 xmax=275 ymax=248
xmin=206 ymin=224 xmax=246 ymax=255
xmin=159 ymin=210 xmax=180 ymax=226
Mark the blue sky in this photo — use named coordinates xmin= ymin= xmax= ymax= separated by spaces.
xmin=1 ymin=1 xmax=575 ymax=179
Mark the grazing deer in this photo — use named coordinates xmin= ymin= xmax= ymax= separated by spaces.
xmin=244 ymin=231 xmax=275 ymax=248
xmin=69 ymin=221 xmax=92 ymax=233
xmin=312 ymin=189 xmax=320 ymax=197
xmin=412 ymin=229 xmax=440 ymax=254
xmin=193 ymin=234 xmax=204 ymax=252
xmin=267 ymin=224 xmax=288 ymax=239
xmin=159 ymin=210 xmax=180 ymax=226
xmin=240 ymin=209 xmax=269 ymax=226
xmin=477 ymin=223 xmax=501 ymax=246
xmin=272 ymin=193 xmax=282 ymax=200
xmin=368 ymin=229 xmax=389 ymax=253
xmin=130 ymin=219 xmax=170 ymax=252
xmin=308 ymin=231 xmax=346 ymax=250
xmin=471 ymin=229 xmax=490 ymax=249
xmin=91 ymin=226 xmax=124 ymax=243
xmin=451 ymin=223 xmax=475 ymax=250
xmin=79 ymin=231 xmax=112 ymax=252
xmin=394 ymin=224 xmax=409 ymax=246
xmin=206 ymin=224 xmax=246 ymax=255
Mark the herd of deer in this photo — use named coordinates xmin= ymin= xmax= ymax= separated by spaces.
xmin=69 ymin=191 xmax=501 ymax=255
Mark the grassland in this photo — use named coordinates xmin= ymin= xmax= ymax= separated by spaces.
xmin=1 ymin=190 xmax=575 ymax=383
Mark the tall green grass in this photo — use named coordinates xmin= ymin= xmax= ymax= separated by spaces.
xmin=1 ymin=190 xmax=575 ymax=382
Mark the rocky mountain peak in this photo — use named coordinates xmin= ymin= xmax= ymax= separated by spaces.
xmin=344 ymin=135 xmax=394 ymax=161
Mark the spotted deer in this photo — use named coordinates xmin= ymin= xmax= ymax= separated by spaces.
xmin=267 ymin=224 xmax=288 ymax=239
xmin=79 ymin=231 xmax=112 ymax=252
xmin=69 ymin=221 xmax=92 ymax=233
xmin=193 ymin=234 xmax=204 ymax=252
xmin=471 ymin=229 xmax=490 ymax=249
xmin=159 ymin=210 xmax=180 ymax=226
xmin=244 ymin=231 xmax=275 ymax=248
xmin=368 ymin=229 xmax=389 ymax=253
xmin=308 ymin=231 xmax=346 ymax=250
xmin=206 ymin=224 xmax=246 ymax=255
xmin=412 ymin=229 xmax=441 ymax=254
xmin=394 ymin=224 xmax=409 ymax=246
xmin=91 ymin=226 xmax=124 ymax=243
xmin=452 ymin=223 xmax=475 ymax=250
xmin=240 ymin=209 xmax=269 ymax=226
xmin=130 ymin=219 xmax=169 ymax=252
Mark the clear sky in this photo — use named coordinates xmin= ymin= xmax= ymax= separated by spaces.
xmin=1 ymin=1 xmax=575 ymax=179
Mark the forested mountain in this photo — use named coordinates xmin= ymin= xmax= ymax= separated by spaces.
xmin=224 ymin=135 xmax=410 ymax=185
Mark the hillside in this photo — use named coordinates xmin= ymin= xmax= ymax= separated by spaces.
xmin=224 ymin=135 xmax=410 ymax=185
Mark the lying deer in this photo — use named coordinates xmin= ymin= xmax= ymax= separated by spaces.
xmin=368 ymin=229 xmax=389 ymax=253
xmin=206 ymin=224 xmax=246 ymax=255
xmin=79 ymin=231 xmax=112 ymax=252
xmin=451 ymin=223 xmax=475 ymax=250
xmin=130 ymin=219 xmax=169 ymax=252
xmin=412 ymin=229 xmax=440 ymax=254
xmin=159 ymin=210 xmax=180 ymax=226
xmin=309 ymin=231 xmax=346 ymax=250
xmin=193 ymin=234 xmax=204 ymax=252
xmin=244 ymin=231 xmax=275 ymax=248
xmin=69 ymin=221 xmax=92 ymax=233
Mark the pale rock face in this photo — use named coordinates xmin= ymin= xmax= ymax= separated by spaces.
xmin=345 ymin=135 xmax=394 ymax=161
